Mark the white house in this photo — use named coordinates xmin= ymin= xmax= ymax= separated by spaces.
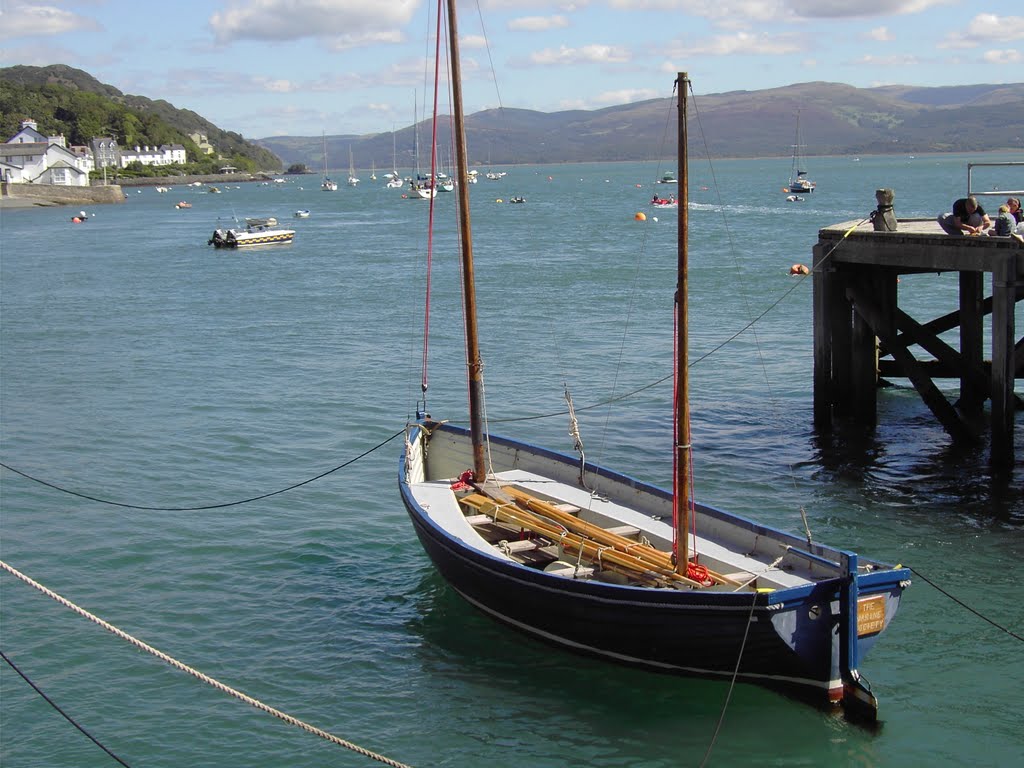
xmin=7 ymin=118 xmax=67 ymax=148
xmin=2 ymin=119 xmax=89 ymax=186
xmin=118 ymin=143 xmax=187 ymax=168
xmin=70 ymin=145 xmax=95 ymax=175
xmin=0 ymin=142 xmax=89 ymax=185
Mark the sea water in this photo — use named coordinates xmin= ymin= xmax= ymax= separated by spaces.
xmin=1 ymin=153 xmax=1022 ymax=768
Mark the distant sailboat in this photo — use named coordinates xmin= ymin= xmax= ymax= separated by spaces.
xmin=386 ymin=128 xmax=404 ymax=188
xmin=786 ymin=110 xmax=816 ymax=194
xmin=321 ymin=132 xmax=337 ymax=191
xmin=347 ymin=146 xmax=359 ymax=186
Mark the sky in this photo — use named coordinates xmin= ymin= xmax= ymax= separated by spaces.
xmin=1 ymin=0 xmax=1022 ymax=140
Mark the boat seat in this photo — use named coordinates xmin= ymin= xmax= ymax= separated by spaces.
xmin=501 ymin=539 xmax=542 ymax=553
xmin=464 ymin=514 xmax=495 ymax=525
xmin=605 ymin=525 xmax=640 ymax=537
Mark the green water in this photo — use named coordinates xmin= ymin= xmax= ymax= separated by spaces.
xmin=1 ymin=154 xmax=1021 ymax=767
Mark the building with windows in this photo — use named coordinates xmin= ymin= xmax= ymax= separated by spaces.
xmin=189 ymin=132 xmax=215 ymax=156
xmin=90 ymin=137 xmax=120 ymax=169
xmin=1 ymin=119 xmax=89 ymax=186
xmin=118 ymin=144 xmax=187 ymax=168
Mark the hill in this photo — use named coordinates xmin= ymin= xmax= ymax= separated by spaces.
xmin=257 ymin=81 xmax=1024 ymax=171
xmin=0 ymin=64 xmax=281 ymax=172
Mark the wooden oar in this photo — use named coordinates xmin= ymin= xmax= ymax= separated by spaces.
xmin=459 ymin=492 xmax=705 ymax=588
xmin=499 ymin=485 xmax=740 ymax=587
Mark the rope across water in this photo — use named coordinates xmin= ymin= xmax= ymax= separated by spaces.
xmin=0 ymin=560 xmax=415 ymax=768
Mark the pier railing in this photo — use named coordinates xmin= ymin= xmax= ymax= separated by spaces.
xmin=966 ymin=161 xmax=1024 ymax=198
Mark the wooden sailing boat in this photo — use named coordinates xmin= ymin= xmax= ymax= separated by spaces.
xmin=787 ymin=110 xmax=816 ymax=193
xmin=400 ymin=0 xmax=908 ymax=721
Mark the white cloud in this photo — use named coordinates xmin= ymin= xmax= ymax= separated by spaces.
xmin=608 ymin=0 xmax=785 ymax=23
xmin=0 ymin=1 xmax=101 ymax=40
xmin=853 ymin=53 xmax=923 ymax=67
xmin=982 ymin=48 xmax=1022 ymax=64
xmin=785 ymin=0 xmax=955 ymax=19
xmin=261 ymin=78 xmax=295 ymax=93
xmin=461 ymin=34 xmax=488 ymax=49
xmin=208 ymin=0 xmax=418 ymax=45
xmin=528 ymin=43 xmax=630 ymax=65
xmin=669 ymin=32 xmax=803 ymax=56
xmin=508 ymin=15 xmax=570 ymax=32
xmin=487 ymin=0 xmax=590 ymax=10
xmin=867 ymin=26 xmax=892 ymax=42
xmin=594 ymin=88 xmax=658 ymax=104
xmin=324 ymin=29 xmax=405 ymax=52
xmin=942 ymin=14 xmax=1024 ymax=48
xmin=607 ymin=0 xmax=955 ymax=23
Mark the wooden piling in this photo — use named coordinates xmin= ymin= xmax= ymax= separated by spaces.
xmin=813 ymin=218 xmax=1022 ymax=469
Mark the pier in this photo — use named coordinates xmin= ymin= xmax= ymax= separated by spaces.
xmin=812 ymin=217 xmax=1022 ymax=469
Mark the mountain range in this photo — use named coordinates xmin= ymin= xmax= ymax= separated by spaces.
xmin=259 ymin=81 xmax=1024 ymax=171
xmin=2 ymin=65 xmax=1021 ymax=173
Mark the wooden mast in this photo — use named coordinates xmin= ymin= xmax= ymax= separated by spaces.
xmin=446 ymin=0 xmax=487 ymax=481
xmin=675 ymin=72 xmax=691 ymax=573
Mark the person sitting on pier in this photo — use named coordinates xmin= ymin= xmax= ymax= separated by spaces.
xmin=992 ymin=205 xmax=1015 ymax=237
xmin=937 ymin=196 xmax=991 ymax=236
xmin=1006 ymin=197 xmax=1022 ymax=224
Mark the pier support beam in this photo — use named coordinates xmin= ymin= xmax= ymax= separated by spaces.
xmin=813 ymin=219 xmax=1022 ymax=470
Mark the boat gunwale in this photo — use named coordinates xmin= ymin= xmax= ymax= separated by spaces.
xmin=400 ymin=420 xmax=910 ymax=605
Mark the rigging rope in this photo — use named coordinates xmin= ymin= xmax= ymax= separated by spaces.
xmin=0 ymin=560 xmax=415 ymax=768
xmin=419 ymin=0 xmax=445 ymax=399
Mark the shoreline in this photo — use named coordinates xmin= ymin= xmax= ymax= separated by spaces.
xmin=0 ymin=172 xmax=284 ymax=210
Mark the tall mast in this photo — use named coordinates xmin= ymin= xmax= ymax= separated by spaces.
xmin=446 ymin=0 xmax=486 ymax=480
xmin=674 ymin=73 xmax=691 ymax=572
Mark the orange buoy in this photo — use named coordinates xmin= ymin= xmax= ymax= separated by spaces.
xmin=635 ymin=212 xmax=647 ymax=221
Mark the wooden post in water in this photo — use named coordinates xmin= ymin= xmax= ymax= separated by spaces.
xmin=991 ymin=252 xmax=1018 ymax=467
xmin=959 ymin=271 xmax=985 ymax=412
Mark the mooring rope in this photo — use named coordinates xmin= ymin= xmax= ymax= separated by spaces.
xmin=0 ymin=429 xmax=405 ymax=512
xmin=0 ymin=560 xmax=415 ymax=768
xmin=909 ymin=566 xmax=1023 ymax=643
xmin=699 ymin=589 xmax=760 ymax=767
xmin=1 ymin=650 xmax=133 ymax=767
